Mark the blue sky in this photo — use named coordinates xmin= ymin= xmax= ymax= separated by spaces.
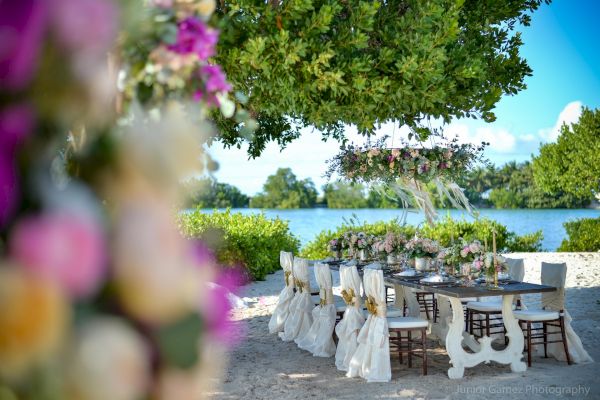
xmin=209 ymin=0 xmax=600 ymax=195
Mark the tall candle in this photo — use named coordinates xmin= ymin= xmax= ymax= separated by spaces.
xmin=484 ymin=237 xmax=488 ymax=252
xmin=492 ymin=230 xmax=496 ymax=255
xmin=451 ymin=232 xmax=454 ymax=244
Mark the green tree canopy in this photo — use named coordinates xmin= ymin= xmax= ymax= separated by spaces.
xmin=533 ymin=107 xmax=600 ymax=199
xmin=184 ymin=178 xmax=249 ymax=208
xmin=322 ymin=181 xmax=367 ymax=208
xmin=250 ymin=168 xmax=318 ymax=208
xmin=214 ymin=0 xmax=550 ymax=156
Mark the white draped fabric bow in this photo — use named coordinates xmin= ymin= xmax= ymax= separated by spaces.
xmin=269 ymin=251 xmax=295 ymax=334
xmin=296 ymin=262 xmax=336 ymax=356
xmin=279 ymin=257 xmax=313 ymax=342
xmin=335 ymin=264 xmax=365 ymax=371
xmin=347 ymin=269 xmax=391 ymax=382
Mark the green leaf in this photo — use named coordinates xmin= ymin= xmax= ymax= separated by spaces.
xmin=156 ymin=313 xmax=203 ymax=369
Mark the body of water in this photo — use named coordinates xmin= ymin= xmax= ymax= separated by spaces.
xmin=201 ymin=208 xmax=600 ymax=251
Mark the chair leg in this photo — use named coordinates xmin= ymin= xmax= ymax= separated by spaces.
xmin=543 ymin=322 xmax=548 ymax=358
xmin=468 ymin=310 xmax=473 ymax=335
xmin=559 ymin=316 xmax=572 ymax=365
xmin=408 ymin=330 xmax=412 ymax=368
xmin=421 ymin=328 xmax=428 ymax=376
xmin=398 ymin=331 xmax=403 ymax=364
xmin=433 ymin=298 xmax=438 ymax=323
xmin=526 ymin=322 xmax=532 ymax=368
xmin=485 ymin=313 xmax=490 ymax=337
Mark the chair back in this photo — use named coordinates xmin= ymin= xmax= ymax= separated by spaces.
xmin=541 ymin=262 xmax=567 ymax=311
xmin=280 ymin=251 xmax=294 ymax=287
xmin=506 ymin=257 xmax=525 ymax=281
xmin=314 ymin=262 xmax=334 ymax=305
xmin=292 ymin=257 xmax=310 ymax=293
xmin=363 ymin=269 xmax=387 ymax=318
xmin=339 ymin=264 xmax=362 ymax=308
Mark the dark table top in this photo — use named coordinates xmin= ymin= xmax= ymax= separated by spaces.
xmin=326 ymin=261 xmax=556 ymax=298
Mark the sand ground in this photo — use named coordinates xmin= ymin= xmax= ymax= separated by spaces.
xmin=209 ymin=253 xmax=600 ymax=400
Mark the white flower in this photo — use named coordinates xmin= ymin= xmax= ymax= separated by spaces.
xmin=65 ymin=317 xmax=150 ymax=400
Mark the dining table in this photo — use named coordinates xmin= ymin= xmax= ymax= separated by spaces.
xmin=326 ymin=261 xmax=557 ymax=379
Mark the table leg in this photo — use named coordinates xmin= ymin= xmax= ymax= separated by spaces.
xmin=443 ymin=295 xmax=526 ymax=379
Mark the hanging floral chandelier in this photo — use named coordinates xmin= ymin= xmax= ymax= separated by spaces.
xmin=326 ymin=136 xmax=487 ymax=223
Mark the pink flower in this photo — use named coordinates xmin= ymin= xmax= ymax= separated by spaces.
xmin=0 ymin=105 xmax=34 ymax=227
xmin=151 ymin=0 xmax=173 ymax=8
xmin=51 ymin=0 xmax=118 ymax=58
xmin=168 ymin=17 xmax=219 ymax=61
xmin=0 ymin=0 xmax=48 ymax=90
xmin=10 ymin=212 xmax=106 ymax=298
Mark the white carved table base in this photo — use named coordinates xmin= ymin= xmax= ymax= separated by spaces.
xmin=441 ymin=294 xmax=527 ymax=379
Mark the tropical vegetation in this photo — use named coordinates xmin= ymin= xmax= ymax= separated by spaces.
xmin=558 ymin=217 xmax=600 ymax=252
xmin=179 ymin=209 xmax=300 ymax=280
xmin=213 ymin=0 xmax=551 ymax=157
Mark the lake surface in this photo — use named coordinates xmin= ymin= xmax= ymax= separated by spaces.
xmin=200 ymin=208 xmax=600 ymax=251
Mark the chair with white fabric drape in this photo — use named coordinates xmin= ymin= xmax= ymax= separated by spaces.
xmin=347 ymin=269 xmax=391 ymax=382
xmin=335 ymin=264 xmax=366 ymax=371
xmin=279 ymin=257 xmax=313 ymax=342
xmin=269 ymin=251 xmax=296 ymax=334
xmin=514 ymin=262 xmax=593 ymax=365
xmin=296 ymin=262 xmax=337 ymax=356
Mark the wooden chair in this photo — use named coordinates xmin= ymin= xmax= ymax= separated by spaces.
xmin=388 ymin=317 xmax=429 ymax=375
xmin=466 ymin=258 xmax=525 ymax=341
xmin=513 ymin=262 xmax=572 ymax=367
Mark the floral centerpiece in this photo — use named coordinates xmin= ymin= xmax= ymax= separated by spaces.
xmin=328 ymin=238 xmax=342 ymax=259
xmin=373 ymin=233 xmax=406 ymax=263
xmin=405 ymin=237 xmax=440 ymax=270
xmin=481 ymin=253 xmax=509 ymax=283
xmin=341 ymin=231 xmax=358 ymax=258
xmin=439 ymin=239 xmax=484 ymax=276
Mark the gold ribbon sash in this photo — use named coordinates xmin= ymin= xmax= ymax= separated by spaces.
xmin=294 ymin=278 xmax=307 ymax=293
xmin=284 ymin=270 xmax=292 ymax=286
xmin=365 ymin=295 xmax=379 ymax=316
xmin=341 ymin=288 xmax=356 ymax=306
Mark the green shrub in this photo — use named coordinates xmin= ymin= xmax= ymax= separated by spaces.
xmin=420 ymin=217 xmax=543 ymax=252
xmin=178 ymin=209 xmax=300 ymax=280
xmin=558 ymin=217 xmax=600 ymax=252
xmin=301 ymin=217 xmax=543 ymax=259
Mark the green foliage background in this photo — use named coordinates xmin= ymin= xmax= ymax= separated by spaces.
xmin=533 ymin=107 xmax=600 ymax=199
xmin=179 ymin=209 xmax=300 ymax=280
xmin=249 ymin=168 xmax=318 ymax=208
xmin=214 ymin=0 xmax=550 ymax=156
xmin=558 ymin=218 xmax=600 ymax=252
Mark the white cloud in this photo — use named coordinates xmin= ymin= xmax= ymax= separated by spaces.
xmin=537 ymin=101 xmax=582 ymax=142
xmin=445 ymin=123 xmax=517 ymax=153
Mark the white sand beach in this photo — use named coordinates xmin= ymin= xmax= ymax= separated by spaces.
xmin=209 ymin=253 xmax=600 ymax=399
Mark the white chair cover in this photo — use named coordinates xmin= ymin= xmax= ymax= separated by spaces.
xmin=296 ymin=263 xmax=337 ymax=356
xmin=268 ymin=251 xmax=295 ymax=334
xmin=347 ymin=269 xmax=391 ymax=382
xmin=279 ymin=257 xmax=313 ymax=342
xmin=536 ymin=262 xmax=593 ymax=364
xmin=335 ymin=264 xmax=365 ymax=371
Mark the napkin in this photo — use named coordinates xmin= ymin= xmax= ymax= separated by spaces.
xmin=395 ymin=269 xmax=417 ymax=277
xmin=420 ymin=274 xmax=443 ymax=283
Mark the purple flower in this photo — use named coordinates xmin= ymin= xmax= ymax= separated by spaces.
xmin=200 ymin=64 xmax=232 ymax=93
xmin=0 ymin=0 xmax=48 ymax=90
xmin=194 ymin=64 xmax=231 ymax=105
xmin=168 ymin=17 xmax=219 ymax=61
xmin=0 ymin=105 xmax=34 ymax=227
